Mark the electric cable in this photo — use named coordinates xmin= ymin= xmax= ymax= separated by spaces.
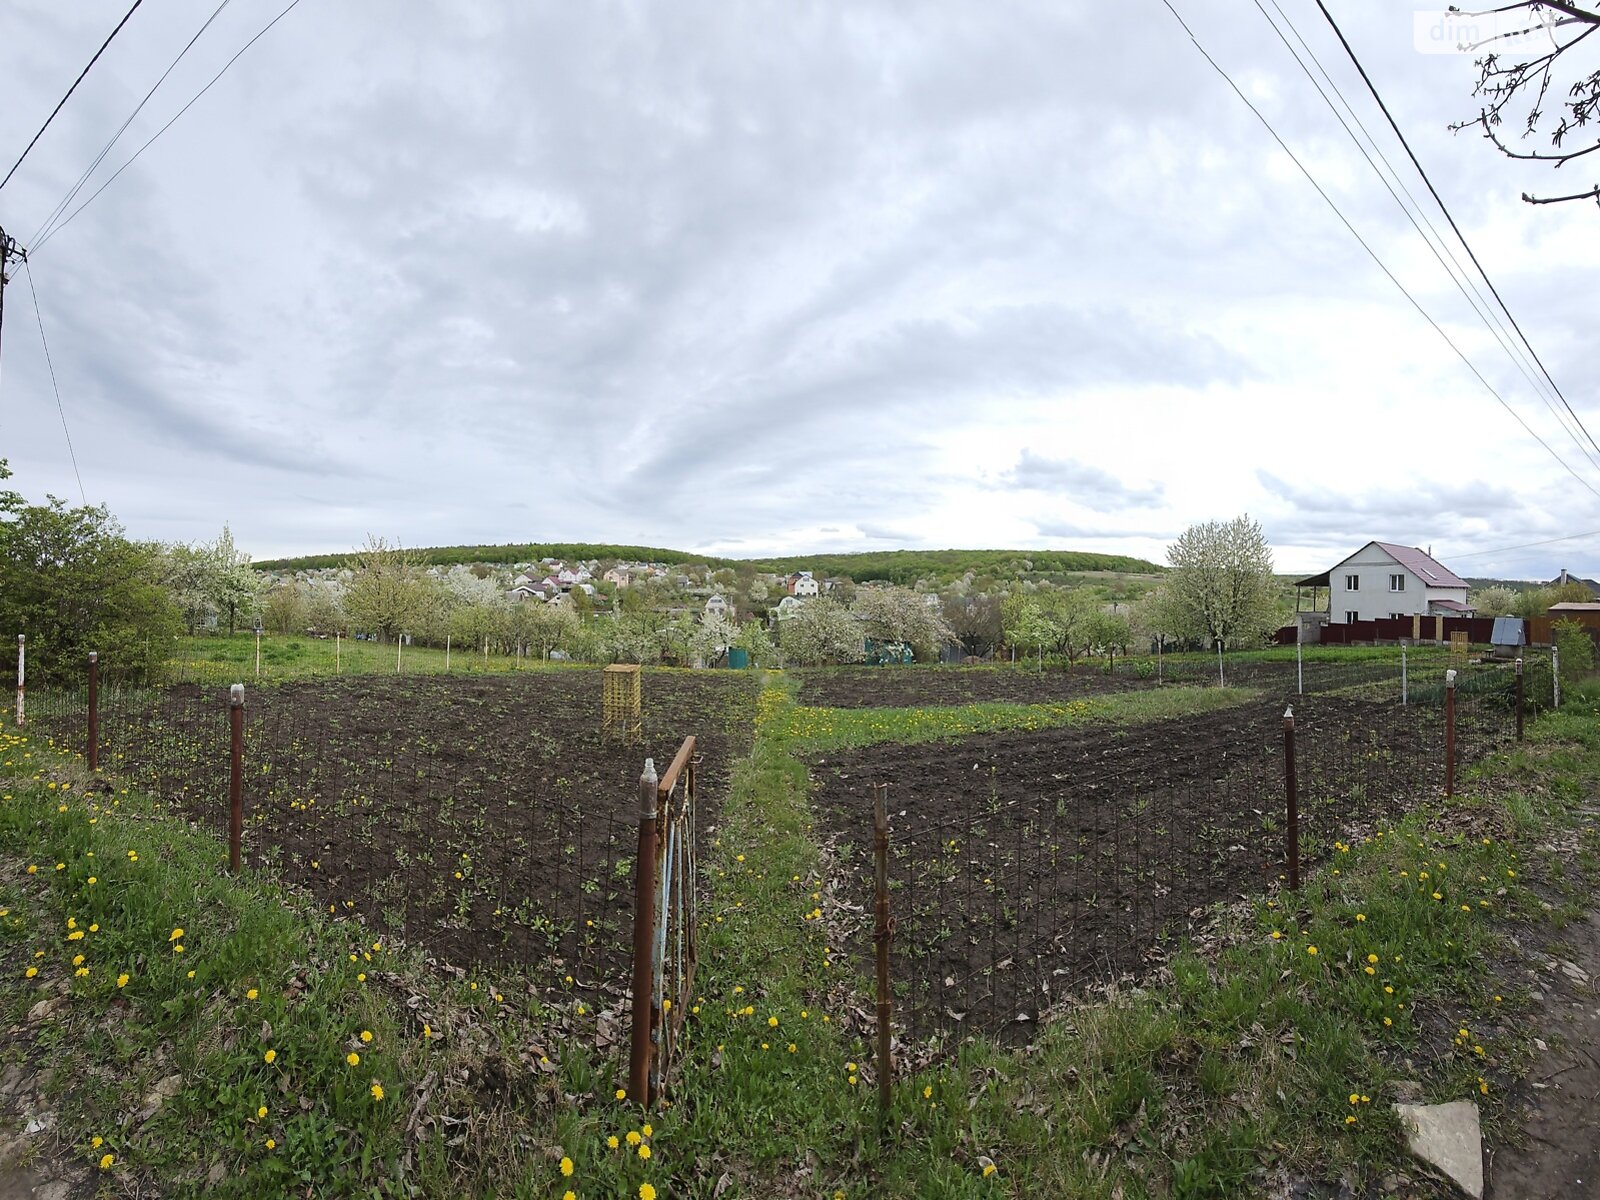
xmin=0 ymin=1 xmax=144 ymax=193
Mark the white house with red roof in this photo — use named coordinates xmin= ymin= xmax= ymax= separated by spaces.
xmin=1312 ymin=542 xmax=1472 ymax=624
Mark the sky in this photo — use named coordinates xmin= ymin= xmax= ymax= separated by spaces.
xmin=0 ymin=1 xmax=1595 ymax=580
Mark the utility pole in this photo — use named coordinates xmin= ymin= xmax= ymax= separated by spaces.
xmin=0 ymin=226 xmax=27 ymax=375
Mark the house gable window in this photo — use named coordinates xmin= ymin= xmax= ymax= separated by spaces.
xmin=1345 ymin=574 xmax=1359 ymax=590
xmin=1389 ymin=574 xmax=1405 ymax=592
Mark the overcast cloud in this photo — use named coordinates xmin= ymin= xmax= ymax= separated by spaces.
xmin=0 ymin=1 xmax=1594 ymax=579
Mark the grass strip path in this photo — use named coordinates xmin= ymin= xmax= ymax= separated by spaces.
xmin=777 ymin=685 xmax=1257 ymax=753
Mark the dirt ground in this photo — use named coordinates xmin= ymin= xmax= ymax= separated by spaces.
xmin=44 ymin=671 xmax=756 ymax=997
xmin=812 ymin=695 xmax=1505 ymax=1040
xmin=1487 ymin=846 xmax=1600 ymax=1196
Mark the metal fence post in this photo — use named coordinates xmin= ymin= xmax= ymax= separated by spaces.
xmin=1216 ymin=640 xmax=1224 ymax=687
xmin=629 ymin=757 xmax=659 ymax=1105
xmin=1552 ymin=644 xmax=1562 ymax=709
xmin=1515 ymin=657 xmax=1525 ymax=741
xmin=872 ymin=782 xmax=893 ymax=1116
xmin=228 ymin=683 xmax=245 ymax=873
xmin=14 ymin=635 xmax=23 ymax=727
xmin=1296 ymin=629 xmax=1303 ymax=696
xmin=1283 ymin=707 xmax=1299 ymax=890
xmin=1401 ymin=639 xmax=1408 ymax=706
xmin=87 ymin=652 xmax=99 ymax=771
xmin=1445 ymin=669 xmax=1457 ymax=799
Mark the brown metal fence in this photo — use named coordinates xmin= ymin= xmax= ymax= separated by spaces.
xmin=628 ymin=739 xmax=701 ymax=1104
xmin=19 ymin=652 xmax=745 ymax=1075
xmin=819 ymin=656 xmax=1534 ymax=1093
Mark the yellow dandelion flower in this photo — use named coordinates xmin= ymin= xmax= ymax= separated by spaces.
xmin=626 ymin=1130 xmax=642 ymax=1146
xmin=264 ymin=1049 xmax=277 ymax=1064
xmin=641 ymin=1185 xmax=657 ymax=1200
xmin=370 ymin=1083 xmax=384 ymax=1101
xmin=346 ymin=1052 xmax=360 ymax=1066
xmin=560 ymin=1156 xmax=574 ymax=1176
xmin=265 ymin=1137 xmax=276 ymax=1149
xmin=116 ymin=973 xmax=129 ymax=988
xmin=607 ymin=1135 xmax=619 ymax=1149
xmin=639 ymin=1144 xmax=652 ymax=1160
xmin=99 ymin=1152 xmax=114 ymax=1170
xmin=246 ymin=988 xmax=258 ymax=1001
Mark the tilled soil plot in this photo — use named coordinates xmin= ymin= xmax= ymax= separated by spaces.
xmin=795 ymin=665 xmax=1151 ymax=709
xmin=812 ymin=693 xmax=1510 ymax=1043
xmin=48 ymin=670 xmax=756 ymax=996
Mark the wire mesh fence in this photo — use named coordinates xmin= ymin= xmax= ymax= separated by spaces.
xmin=816 ymin=655 xmax=1535 ymax=1056
xmin=19 ymin=661 xmax=753 ymax=1033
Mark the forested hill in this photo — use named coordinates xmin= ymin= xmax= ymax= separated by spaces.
xmin=256 ymin=544 xmax=1163 ymax=584
xmin=254 ymin=543 xmax=713 ymax=572
xmin=737 ymin=549 xmax=1162 ymax=585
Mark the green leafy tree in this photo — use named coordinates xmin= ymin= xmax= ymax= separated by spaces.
xmin=507 ymin=601 xmax=577 ymax=660
xmin=733 ymin=620 xmax=775 ymax=667
xmin=1553 ymin=619 xmax=1596 ymax=685
xmin=1001 ymin=593 xmax=1054 ymax=665
xmin=0 ymin=464 xmax=180 ymax=684
xmin=1132 ymin=585 xmax=1184 ymax=653
xmin=1036 ymin=587 xmax=1101 ymax=667
xmin=1084 ymin=609 xmax=1134 ymax=661
xmin=261 ymin=582 xmax=309 ymax=634
xmin=343 ymin=537 xmax=434 ymax=642
xmin=450 ymin=600 xmax=505 ymax=654
xmin=1512 ymin=587 xmax=1553 ymax=620
xmin=1164 ymin=515 xmax=1278 ymax=649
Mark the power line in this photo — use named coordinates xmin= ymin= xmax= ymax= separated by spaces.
xmin=23 ymin=263 xmax=87 ymax=506
xmin=1255 ymin=0 xmax=1600 ymax=481
xmin=33 ymin=0 xmax=307 ymax=254
xmin=0 ymin=1 xmax=145 ymax=194
xmin=30 ymin=0 xmax=235 ymax=249
xmin=1313 ymin=0 xmax=1600 ymax=470
xmin=1450 ymin=528 xmax=1600 ymax=561
xmin=1154 ymin=0 xmax=1600 ymax=507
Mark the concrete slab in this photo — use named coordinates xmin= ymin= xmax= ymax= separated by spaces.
xmin=1394 ymin=1100 xmax=1483 ymax=1199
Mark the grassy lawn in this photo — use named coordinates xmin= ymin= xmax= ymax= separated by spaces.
xmin=1 ymin=673 xmax=1596 ymax=1196
xmin=775 ymin=685 xmax=1258 ymax=753
xmin=168 ymin=632 xmax=579 ymax=684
